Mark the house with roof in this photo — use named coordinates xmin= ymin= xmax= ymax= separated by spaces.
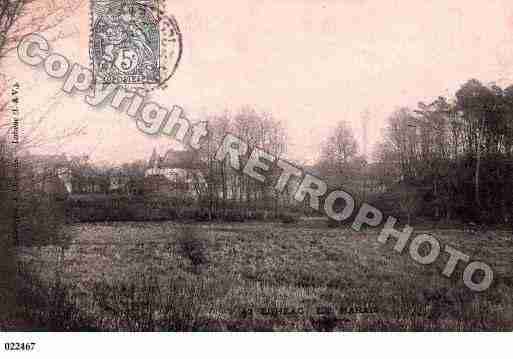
xmin=20 ymin=153 xmax=71 ymax=196
xmin=144 ymin=148 xmax=207 ymax=199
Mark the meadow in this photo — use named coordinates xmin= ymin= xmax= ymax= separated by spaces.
xmin=17 ymin=220 xmax=513 ymax=331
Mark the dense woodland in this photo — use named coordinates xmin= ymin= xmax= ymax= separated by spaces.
xmin=2 ymin=1 xmax=512 ymax=228
xmin=185 ymin=79 xmax=513 ymax=226
xmin=5 ymin=80 xmax=513 ymax=227
xmin=374 ymin=79 xmax=513 ymax=225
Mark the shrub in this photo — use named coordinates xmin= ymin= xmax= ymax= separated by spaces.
xmin=279 ymin=212 xmax=298 ymax=224
xmin=176 ymin=226 xmax=208 ymax=269
xmin=223 ymin=210 xmax=245 ymax=222
xmin=327 ymin=217 xmax=340 ymax=228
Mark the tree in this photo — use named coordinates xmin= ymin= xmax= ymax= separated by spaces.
xmin=1 ymin=0 xmax=86 ymax=113
xmin=397 ymin=183 xmax=421 ymax=225
xmin=319 ymin=120 xmax=358 ymax=177
xmin=196 ymin=107 xmax=288 ymax=219
xmin=376 ymin=79 xmax=513 ymax=224
xmin=0 ymin=0 xmax=24 ymax=58
xmin=456 ymin=80 xmax=497 ymax=208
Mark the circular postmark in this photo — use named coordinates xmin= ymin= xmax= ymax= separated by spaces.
xmin=156 ymin=10 xmax=182 ymax=90
xmin=90 ymin=0 xmax=182 ymax=92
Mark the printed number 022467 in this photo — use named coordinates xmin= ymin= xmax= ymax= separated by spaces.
xmin=4 ymin=342 xmax=36 ymax=351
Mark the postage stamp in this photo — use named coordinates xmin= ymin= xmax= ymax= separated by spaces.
xmin=90 ymin=0 xmax=181 ymax=86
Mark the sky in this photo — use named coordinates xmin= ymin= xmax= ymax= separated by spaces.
xmin=5 ymin=0 xmax=513 ymax=165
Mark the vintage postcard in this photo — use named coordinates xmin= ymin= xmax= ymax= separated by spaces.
xmin=0 ymin=0 xmax=513 ymax=350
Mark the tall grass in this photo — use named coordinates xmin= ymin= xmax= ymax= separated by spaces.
xmin=176 ymin=226 xmax=208 ymax=270
xmin=13 ymin=220 xmax=513 ymax=331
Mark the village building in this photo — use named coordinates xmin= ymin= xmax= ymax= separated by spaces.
xmin=144 ymin=148 xmax=206 ymax=199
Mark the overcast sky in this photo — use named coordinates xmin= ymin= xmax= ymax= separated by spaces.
xmin=6 ymin=0 xmax=513 ymax=164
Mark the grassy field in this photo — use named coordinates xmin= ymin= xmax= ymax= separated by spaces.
xmin=18 ymin=219 xmax=513 ymax=331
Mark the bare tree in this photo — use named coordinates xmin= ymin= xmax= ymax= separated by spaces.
xmin=0 ymin=0 xmax=85 ymax=328
xmin=318 ymin=120 xmax=359 ymax=183
xmin=196 ymin=107 xmax=288 ymax=219
xmin=1 ymin=0 xmax=86 ymax=116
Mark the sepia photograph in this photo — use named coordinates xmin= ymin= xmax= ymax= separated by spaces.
xmin=0 ymin=0 xmax=512 ymax=356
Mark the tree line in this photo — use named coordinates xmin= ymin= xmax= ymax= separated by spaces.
xmin=374 ymin=79 xmax=513 ymax=225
